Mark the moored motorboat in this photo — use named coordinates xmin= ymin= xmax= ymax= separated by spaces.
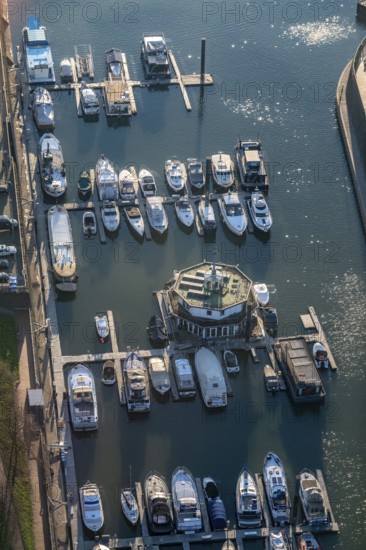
xmin=23 ymin=16 xmax=55 ymax=84
xmin=297 ymin=532 xmax=321 ymax=549
xmin=147 ymin=314 xmax=168 ymax=346
xmin=101 ymin=200 xmax=120 ymax=232
xmin=198 ymin=198 xmax=217 ymax=235
xmin=211 ymin=153 xmax=234 ymax=189
xmin=78 ymin=169 xmax=92 ymax=196
xmin=82 ymin=211 xmax=97 ymax=236
xmin=119 ymin=169 xmax=136 ymax=204
xmin=68 ymin=364 xmax=98 ymax=431
xmin=31 ymin=87 xmax=54 ymax=130
xmin=263 ymin=364 xmax=280 ymax=392
xmin=194 ymin=347 xmax=227 ymax=408
xmin=148 ymin=356 xmax=170 ymax=395
xmin=313 ymin=342 xmax=329 ymax=369
xmin=146 ymin=196 xmax=168 ymax=235
xmin=105 ymin=48 xmax=123 ymax=78
xmin=218 ymin=192 xmax=247 ymax=235
xmin=123 ymin=351 xmax=150 ymax=412
xmin=299 ymin=469 xmax=328 ymax=525
xmin=125 ymin=206 xmax=145 ymax=237
xmin=263 ymin=452 xmax=291 ymax=525
xmin=120 ymin=489 xmax=139 ymax=525
xmin=171 ymin=466 xmax=202 ymax=533
xmin=95 ymin=313 xmax=109 ymax=344
xmin=101 ymin=360 xmax=116 ymax=385
xmin=247 ymin=191 xmax=272 ymax=232
xmin=79 ymin=81 xmax=99 ymax=116
xmin=202 ymin=477 xmax=227 ymax=530
xmin=96 ymin=154 xmax=118 ymax=201
xmin=60 ymin=58 xmax=73 ymax=82
xmin=47 ymin=205 xmax=77 ymax=289
xmin=269 ymin=530 xmax=291 ymax=549
xmin=144 ymin=471 xmax=174 ymax=534
xmin=172 ymin=353 xmax=196 ymax=398
xmin=235 ymin=139 xmax=269 ymax=190
xmin=38 ymin=134 xmax=67 ymax=197
xmin=236 ymin=466 xmax=263 ymax=528
xmin=253 ymin=283 xmax=270 ymax=306
xmin=79 ymin=481 xmax=104 ymax=533
xmin=175 ymin=196 xmax=194 ymax=228
xmin=141 ymin=34 xmax=171 ymax=79
xmin=223 ymin=350 xmax=240 ymax=374
xmin=187 ymin=158 xmax=205 ymax=191
xmin=165 ymin=160 xmax=186 ymax=193
xmin=138 ymin=168 xmax=157 ymax=197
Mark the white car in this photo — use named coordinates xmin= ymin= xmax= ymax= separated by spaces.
xmin=0 ymin=245 xmax=17 ymax=256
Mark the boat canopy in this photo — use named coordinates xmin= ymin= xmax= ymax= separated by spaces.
xmin=207 ymin=499 xmax=226 ymax=530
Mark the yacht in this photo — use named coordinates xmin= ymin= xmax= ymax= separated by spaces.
xmin=94 ymin=313 xmax=109 ymax=344
xmin=68 ymin=364 xmax=98 ymax=431
xmin=313 ymin=342 xmax=329 ymax=369
xmin=141 ymin=34 xmax=171 ymax=79
xmin=145 ymin=471 xmax=174 ymax=534
xmin=79 ymin=82 xmax=99 ymax=116
xmin=146 ymin=196 xmax=168 ymax=235
xmin=172 ymin=353 xmax=196 ymax=398
xmin=194 ymin=347 xmax=227 ymax=408
xmin=187 ymin=158 xmax=205 ymax=190
xmin=202 ymin=477 xmax=227 ymax=530
xmin=171 ymin=466 xmax=202 ymax=533
xmin=138 ymin=168 xmax=157 ymax=197
xmin=120 ymin=489 xmax=139 ymax=525
xmin=247 ymin=191 xmax=272 ymax=232
xmin=79 ymin=481 xmax=104 ymax=533
xmin=175 ymin=196 xmax=194 ymax=228
xmin=235 ymin=140 xmax=269 ymax=190
xmin=125 ymin=206 xmax=144 ymax=237
xmin=299 ymin=469 xmax=328 ymax=525
xmin=211 ymin=153 xmax=234 ymax=189
xmin=96 ymin=155 xmax=119 ymax=201
xmin=47 ymin=205 xmax=76 ymax=288
xmin=198 ymin=197 xmax=217 ymax=235
xmin=236 ymin=466 xmax=263 ymax=528
xmin=148 ymin=356 xmax=170 ymax=395
xmin=223 ymin=350 xmax=240 ymax=374
xmin=31 ymin=87 xmax=54 ymax=130
xmin=60 ymin=58 xmax=73 ymax=82
xmin=119 ymin=169 xmax=136 ymax=205
xmin=101 ymin=200 xmax=120 ymax=232
xmin=218 ymin=192 xmax=247 ymax=235
xmin=82 ymin=211 xmax=97 ymax=236
xmin=123 ymin=351 xmax=150 ymax=412
xmin=269 ymin=531 xmax=291 ymax=549
xmin=263 ymin=452 xmax=291 ymax=525
xmin=105 ymin=48 xmax=123 ymax=78
xmin=22 ymin=16 xmax=55 ymax=84
xmin=253 ymin=283 xmax=270 ymax=306
xmin=38 ymin=134 xmax=67 ymax=198
xmin=165 ymin=160 xmax=186 ymax=193
xmin=78 ymin=169 xmax=92 ymax=196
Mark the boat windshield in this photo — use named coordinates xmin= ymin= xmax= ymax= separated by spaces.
xmin=225 ymin=204 xmax=242 ymax=216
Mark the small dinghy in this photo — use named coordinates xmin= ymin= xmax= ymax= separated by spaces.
xmin=253 ymin=283 xmax=270 ymax=306
xmin=147 ymin=315 xmax=168 ymax=347
xmin=223 ymin=350 xmax=240 ymax=374
xmin=83 ymin=211 xmax=97 ymax=236
xmin=101 ymin=360 xmax=116 ymax=385
xmin=313 ymin=342 xmax=329 ymax=369
xmin=95 ymin=313 xmax=109 ymax=344
xmin=120 ymin=489 xmax=139 ymax=525
xmin=125 ymin=206 xmax=144 ymax=237
xmin=78 ymin=170 xmax=92 ymax=196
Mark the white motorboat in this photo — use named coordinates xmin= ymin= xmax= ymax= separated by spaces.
xmin=253 ymin=283 xmax=270 ymax=306
xmin=60 ymin=58 xmax=73 ymax=82
xmin=96 ymin=155 xmax=119 ymax=201
xmin=141 ymin=34 xmax=171 ymax=79
xmin=211 ymin=153 xmax=234 ymax=189
xmin=125 ymin=206 xmax=145 ymax=237
xmin=120 ymin=489 xmax=139 ymax=525
xmin=138 ymin=168 xmax=157 ymax=197
xmin=236 ymin=466 xmax=263 ymax=528
xmin=145 ymin=471 xmax=174 ymax=534
xmin=148 ymin=356 xmax=170 ymax=395
xmin=123 ymin=351 xmax=150 ymax=412
xmin=31 ymin=87 xmax=54 ymax=130
xmin=119 ymin=169 xmax=136 ymax=204
xmin=171 ymin=466 xmax=202 ymax=533
xmin=172 ymin=353 xmax=196 ymax=398
xmin=79 ymin=481 xmax=104 ymax=533
xmin=263 ymin=452 xmax=291 ymax=525
xmin=299 ymin=469 xmax=328 ymax=525
xmin=38 ymin=133 xmax=67 ymax=197
xmin=101 ymin=360 xmax=116 ymax=385
xmin=79 ymin=82 xmax=99 ymax=116
xmin=223 ymin=350 xmax=240 ymax=374
xmin=146 ymin=196 xmax=168 ymax=235
xmin=269 ymin=530 xmax=291 ymax=549
xmin=235 ymin=140 xmax=269 ymax=190
xmin=47 ymin=205 xmax=77 ymax=288
xmin=218 ymin=192 xmax=247 ymax=235
xmin=247 ymin=191 xmax=272 ymax=232
xmin=0 ymin=245 xmax=17 ymax=257
xmin=82 ymin=211 xmax=97 ymax=236
xmin=175 ymin=196 xmax=194 ymax=228
xmin=101 ymin=200 xmax=120 ymax=232
xmin=187 ymin=158 xmax=205 ymax=190
xmin=165 ymin=160 xmax=186 ymax=193
xmin=198 ymin=198 xmax=217 ymax=235
xmin=68 ymin=364 xmax=98 ymax=431
xmin=194 ymin=347 xmax=227 ymax=408
xmin=94 ymin=313 xmax=109 ymax=344
xmin=313 ymin=342 xmax=329 ymax=369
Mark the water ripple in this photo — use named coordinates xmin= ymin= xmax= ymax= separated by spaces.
xmin=284 ymin=17 xmax=355 ymax=46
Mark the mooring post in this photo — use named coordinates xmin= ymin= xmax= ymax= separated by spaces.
xmin=200 ymin=38 xmax=206 ymax=82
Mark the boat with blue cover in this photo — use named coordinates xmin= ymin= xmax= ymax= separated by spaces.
xmin=202 ymin=477 xmax=227 ymax=530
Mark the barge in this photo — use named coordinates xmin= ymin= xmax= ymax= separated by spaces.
xmin=235 ymin=140 xmax=269 ymax=190
xmin=47 ymin=205 xmax=77 ymax=292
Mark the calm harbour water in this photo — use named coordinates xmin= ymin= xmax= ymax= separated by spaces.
xmin=10 ymin=1 xmax=366 ymax=547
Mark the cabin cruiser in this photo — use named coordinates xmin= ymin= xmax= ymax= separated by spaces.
xmin=60 ymin=58 xmax=73 ymax=82
xmin=79 ymin=82 xmax=99 ymax=116
xmin=68 ymin=364 xmax=98 ymax=431
xmin=165 ymin=160 xmax=186 ymax=193
xmin=94 ymin=313 xmax=109 ymax=344
xmin=313 ymin=342 xmax=329 ymax=369
xmin=202 ymin=477 xmax=227 ymax=530
xmin=218 ymin=192 xmax=247 ymax=235
xmin=78 ymin=169 xmax=92 ymax=196
xmin=175 ymin=196 xmax=194 ymax=228
xmin=187 ymin=158 xmax=205 ymax=190
xmin=235 ymin=140 xmax=269 ymax=190
xmin=120 ymin=489 xmax=139 ymax=525
xmin=47 ymin=205 xmax=76 ymax=288
xmin=299 ymin=469 xmax=328 ymax=525
xmin=96 ymin=155 xmax=118 ymax=201
xmin=123 ymin=351 xmax=150 ymax=412
xmin=211 ymin=153 xmax=234 ymax=189
xmin=125 ymin=206 xmax=144 ymax=237
xmin=223 ymin=350 xmax=240 ymax=374
xmin=263 ymin=452 xmax=291 ymax=525
xmin=141 ymin=34 xmax=171 ymax=79
xmin=194 ymin=347 xmax=227 ymax=408
xmin=198 ymin=198 xmax=217 ymax=235
xmin=138 ymin=168 xmax=157 ymax=197
xmin=146 ymin=197 xmax=168 ymax=235
xmin=145 ymin=471 xmax=174 ymax=534
xmin=101 ymin=200 xmax=120 ymax=232
xmin=236 ymin=466 xmax=263 ymax=528
xmin=172 ymin=353 xmax=196 ymax=398
xmin=247 ymin=191 xmax=272 ymax=232
xmin=82 ymin=211 xmax=96 ymax=236
xmin=31 ymin=87 xmax=54 ymax=130
xmin=105 ymin=48 xmax=123 ymax=78
xmin=0 ymin=245 xmax=17 ymax=257
xmin=269 ymin=530 xmax=291 ymax=549
xmin=101 ymin=360 xmax=116 ymax=385
xmin=148 ymin=357 xmax=170 ymax=395
xmin=119 ymin=169 xmax=136 ymax=204
xmin=79 ymin=481 xmax=104 ymax=533
xmin=147 ymin=315 xmax=168 ymax=346
xmin=38 ymin=134 xmax=67 ymax=197
xmin=22 ymin=16 xmax=55 ymax=84
xmin=253 ymin=283 xmax=270 ymax=306
xmin=297 ymin=533 xmax=321 ymax=549
xmin=263 ymin=364 xmax=280 ymax=392
xmin=171 ymin=466 xmax=202 ymax=532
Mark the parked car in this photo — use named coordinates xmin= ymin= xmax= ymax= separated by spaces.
xmin=0 ymin=215 xmax=18 ymax=230
xmin=0 ymin=259 xmax=9 ymax=269
xmin=0 ymin=245 xmax=17 ymax=256
xmin=0 ymin=272 xmax=9 ymax=283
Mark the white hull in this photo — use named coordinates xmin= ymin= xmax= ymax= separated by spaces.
xmin=145 ymin=472 xmax=173 ymax=533
xmin=83 ymin=212 xmax=97 ymax=236
xmin=120 ymin=490 xmax=139 ymax=525
xmin=175 ymin=197 xmax=194 ymax=227
xmin=198 ymin=199 xmax=217 ymax=234
xmin=32 ymin=87 xmax=54 ymax=129
xmin=172 ymin=466 xmax=202 ymax=533
xmin=187 ymin=158 xmax=205 ymax=190
xmin=47 ymin=205 xmax=76 ymax=283
xmin=218 ymin=193 xmax=247 ymax=236
xmin=39 ymin=133 xmax=67 ymax=197
xmin=79 ymin=482 xmax=104 ymax=533
xmin=195 ymin=347 xmax=227 ymax=408
xmin=101 ymin=201 xmax=120 ymax=232
xmin=313 ymin=342 xmax=329 ymax=369
xmin=253 ymin=283 xmax=269 ymax=306
xmin=299 ymin=469 xmax=328 ymax=525
xmin=138 ymin=169 xmax=157 ymax=197
xmin=68 ymin=364 xmax=98 ymax=431
xmin=119 ymin=169 xmax=136 ymax=204
xmin=125 ymin=207 xmax=144 ymax=237
xmin=211 ymin=153 xmax=234 ymax=189
xmin=146 ymin=196 xmax=168 ymax=234
xmin=96 ymin=156 xmax=118 ymax=201
xmin=223 ymin=350 xmax=240 ymax=374
xmin=236 ymin=467 xmax=262 ymax=528
xmin=148 ymin=357 xmax=170 ymax=395
xmin=124 ymin=351 xmax=150 ymax=412
xmin=263 ymin=452 xmax=290 ymax=525
xmin=247 ymin=192 xmax=272 ymax=232
xmin=165 ymin=160 xmax=186 ymax=192
xmin=80 ymin=84 xmax=100 ymax=115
